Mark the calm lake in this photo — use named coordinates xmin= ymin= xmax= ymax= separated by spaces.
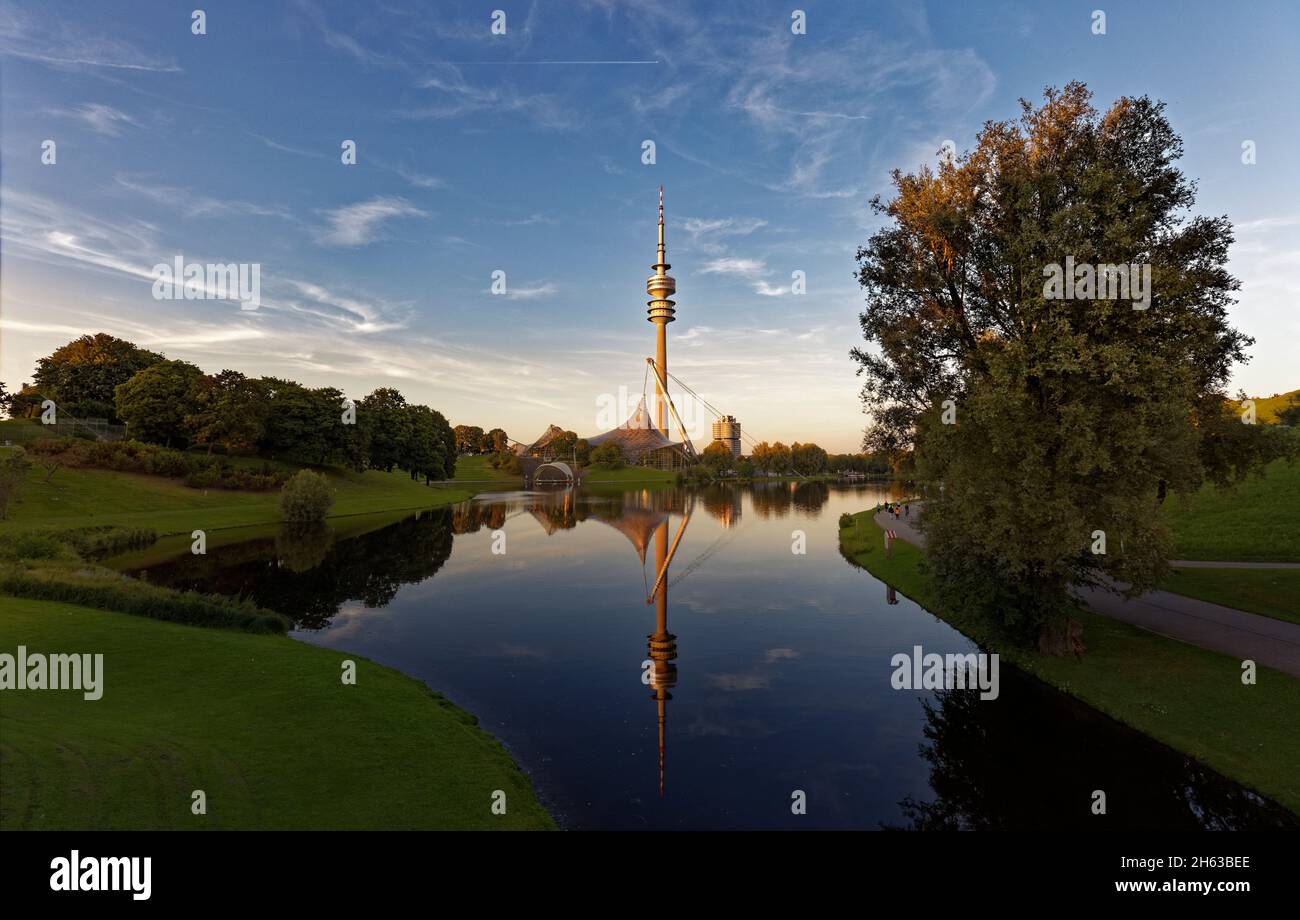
xmin=118 ymin=481 xmax=1297 ymax=830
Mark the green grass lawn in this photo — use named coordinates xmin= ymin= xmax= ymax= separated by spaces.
xmin=0 ymin=418 xmax=54 ymax=445
xmin=0 ymin=457 xmax=470 ymax=536
xmin=839 ymin=510 xmax=1300 ymax=816
xmin=1163 ymin=458 xmax=1300 ymax=562
xmin=1161 ymin=567 xmax=1300 ymax=626
xmin=581 ymin=464 xmax=676 ymax=483
xmin=0 ymin=598 xmax=555 ymax=830
xmin=452 ymin=454 xmax=522 ymax=483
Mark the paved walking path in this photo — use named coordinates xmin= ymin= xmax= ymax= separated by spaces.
xmin=871 ymin=505 xmax=1300 ymax=678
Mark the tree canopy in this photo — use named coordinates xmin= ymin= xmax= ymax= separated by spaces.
xmin=850 ymin=82 xmax=1295 ymax=648
xmin=35 ymin=333 xmax=163 ymax=421
xmin=114 ymin=359 xmax=204 ymax=447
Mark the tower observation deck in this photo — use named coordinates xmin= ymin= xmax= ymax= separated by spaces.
xmin=646 ymin=186 xmax=677 ymax=433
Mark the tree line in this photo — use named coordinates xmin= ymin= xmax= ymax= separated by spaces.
xmin=452 ymin=425 xmax=510 ymax=454
xmin=3 ymin=333 xmax=458 ymax=482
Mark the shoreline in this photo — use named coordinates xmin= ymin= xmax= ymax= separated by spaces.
xmin=838 ymin=509 xmax=1300 ymax=817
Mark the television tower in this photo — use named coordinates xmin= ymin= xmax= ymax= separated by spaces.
xmin=646 ymin=186 xmax=677 ymax=433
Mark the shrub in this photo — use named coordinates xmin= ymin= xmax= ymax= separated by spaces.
xmin=25 ymin=437 xmax=289 ymax=491
xmin=0 ymin=532 xmax=70 ymax=561
xmin=280 ymin=469 xmax=334 ymax=522
xmin=0 ymin=525 xmax=280 ymax=632
xmin=590 ymin=442 xmax=624 ymax=468
xmin=0 ymin=565 xmax=288 ymax=633
xmin=57 ymin=525 xmax=158 ymax=559
xmin=0 ymin=447 xmax=32 ymax=520
xmin=839 ymin=513 xmax=853 ymax=529
xmin=489 ymin=451 xmax=521 ymax=474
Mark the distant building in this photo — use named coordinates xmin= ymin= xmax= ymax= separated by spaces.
xmin=587 ymin=396 xmax=689 ymax=469
xmin=518 ymin=424 xmax=568 ymax=459
xmin=711 ymin=415 xmax=741 ymax=458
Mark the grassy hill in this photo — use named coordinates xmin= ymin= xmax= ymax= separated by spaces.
xmin=0 ymin=598 xmax=555 ymax=830
xmin=452 ymin=454 xmax=522 ymax=483
xmin=582 ymin=464 xmax=677 ymax=483
xmin=0 ymin=449 xmax=470 ymax=535
xmin=1230 ymin=389 xmax=1298 ymax=424
xmin=1163 ymin=458 xmax=1300 ymax=562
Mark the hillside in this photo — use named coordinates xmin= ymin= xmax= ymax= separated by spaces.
xmin=1230 ymin=388 xmax=1298 ymax=424
xmin=1163 ymin=458 xmax=1300 ymax=562
xmin=0 ymin=446 xmax=470 ymax=535
xmin=0 ymin=598 xmax=555 ymax=830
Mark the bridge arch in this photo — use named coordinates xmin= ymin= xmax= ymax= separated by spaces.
xmin=533 ymin=461 xmax=576 ymax=484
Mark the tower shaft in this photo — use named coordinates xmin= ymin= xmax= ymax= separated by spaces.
xmin=646 ymin=186 xmax=677 ymax=435
xmin=655 ymin=323 xmax=668 ymax=432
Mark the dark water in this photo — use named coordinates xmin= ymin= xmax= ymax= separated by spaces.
xmin=122 ymin=482 xmax=1298 ymax=830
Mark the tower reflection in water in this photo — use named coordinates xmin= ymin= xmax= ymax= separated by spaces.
xmin=521 ymin=484 xmax=698 ymax=798
xmin=644 ymin=505 xmax=690 ymax=797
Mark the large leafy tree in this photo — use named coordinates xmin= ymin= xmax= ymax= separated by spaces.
xmin=750 ymin=441 xmax=792 ymax=473
xmin=35 ymin=333 xmax=163 ymax=421
xmin=259 ymin=378 xmax=350 ymax=465
xmin=850 ymin=83 xmax=1292 ymax=649
xmin=547 ymin=429 xmax=579 ymax=460
xmin=701 ymin=440 xmax=734 ymax=472
xmin=359 ymin=388 xmax=410 ymax=472
xmin=453 ymin=424 xmax=486 ymax=454
xmin=431 ymin=408 xmax=456 ymax=479
xmin=403 ymin=405 xmax=449 ymax=483
xmin=114 ymin=360 xmax=204 ymax=446
xmin=791 ymin=442 xmax=829 ymax=475
xmin=185 ymin=370 xmax=268 ymax=454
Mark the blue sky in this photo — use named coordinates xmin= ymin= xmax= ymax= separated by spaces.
xmin=2 ymin=0 xmax=1297 ymax=452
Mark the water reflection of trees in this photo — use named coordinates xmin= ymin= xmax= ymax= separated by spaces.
xmin=136 ymin=481 xmax=849 ymax=634
xmin=451 ymin=502 xmax=508 ymax=534
xmin=275 ymin=522 xmax=334 ymax=573
xmin=890 ymin=673 xmax=1299 ymax=831
xmin=136 ymin=510 xmax=455 ymax=630
xmin=747 ymin=480 xmax=831 ymax=518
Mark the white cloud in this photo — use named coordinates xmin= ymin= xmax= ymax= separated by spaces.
xmin=401 ymin=65 xmax=578 ymax=131
xmin=699 ymin=257 xmax=766 ymax=278
xmin=502 ymin=282 xmax=558 ymax=300
xmin=114 ymin=176 xmax=293 ymax=220
xmin=55 ymin=103 xmax=139 ymax=136
xmin=316 ymin=197 xmax=427 ymax=247
xmin=0 ymin=7 xmax=181 ymax=73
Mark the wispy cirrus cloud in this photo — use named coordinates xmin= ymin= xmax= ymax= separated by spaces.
xmin=285 ymin=279 xmax=408 ymax=334
xmin=114 ymin=176 xmax=294 ymax=221
xmin=681 ymin=216 xmax=768 ymax=254
xmin=400 ymin=65 xmax=578 ymax=131
xmin=315 ymin=197 xmax=428 ymax=247
xmin=501 ymin=282 xmax=558 ymax=300
xmin=391 ymin=166 xmax=444 ymax=190
xmin=249 ymin=132 xmax=326 ymax=159
xmin=0 ymin=3 xmax=181 ymax=73
xmin=52 ymin=103 xmax=140 ymax=136
xmin=699 ymin=257 xmax=766 ymax=278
